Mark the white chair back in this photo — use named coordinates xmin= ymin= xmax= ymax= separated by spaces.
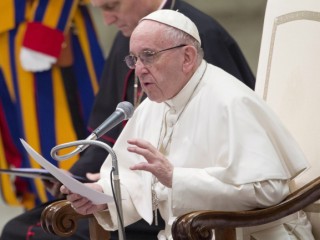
xmin=254 ymin=0 xmax=320 ymax=238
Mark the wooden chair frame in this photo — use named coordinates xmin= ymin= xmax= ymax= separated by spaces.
xmin=171 ymin=177 xmax=320 ymax=240
xmin=41 ymin=200 xmax=110 ymax=240
xmin=41 ymin=177 xmax=320 ymax=240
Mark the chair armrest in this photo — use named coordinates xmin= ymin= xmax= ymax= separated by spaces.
xmin=172 ymin=176 xmax=320 ymax=240
xmin=41 ymin=199 xmax=110 ymax=240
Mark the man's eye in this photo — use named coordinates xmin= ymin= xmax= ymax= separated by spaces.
xmin=130 ymin=55 xmax=137 ymax=61
xmin=142 ymin=51 xmax=155 ymax=58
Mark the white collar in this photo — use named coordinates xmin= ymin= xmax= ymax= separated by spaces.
xmin=165 ymin=60 xmax=207 ymax=111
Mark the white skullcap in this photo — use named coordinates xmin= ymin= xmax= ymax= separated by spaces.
xmin=139 ymin=9 xmax=201 ymax=44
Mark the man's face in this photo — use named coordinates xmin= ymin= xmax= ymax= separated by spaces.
xmin=129 ymin=21 xmax=188 ymax=103
xmin=90 ymin=0 xmax=161 ymax=37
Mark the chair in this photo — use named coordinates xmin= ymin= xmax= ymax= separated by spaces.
xmin=41 ymin=0 xmax=320 ymax=239
xmin=41 ymin=200 xmax=110 ymax=240
xmin=172 ymin=0 xmax=320 ymax=239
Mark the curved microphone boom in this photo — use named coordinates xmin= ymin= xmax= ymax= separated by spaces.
xmin=51 ymin=101 xmax=134 ymax=161
xmin=49 ymin=102 xmax=133 ymax=240
xmin=50 ymin=140 xmax=126 ymax=240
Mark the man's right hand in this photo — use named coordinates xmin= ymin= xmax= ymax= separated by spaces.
xmin=60 ymin=184 xmax=108 ymax=215
xmin=43 ymin=171 xmax=101 ymax=198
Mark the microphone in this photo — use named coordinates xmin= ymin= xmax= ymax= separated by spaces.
xmin=92 ymin=101 xmax=134 ymax=139
xmin=77 ymin=101 xmax=134 ymax=152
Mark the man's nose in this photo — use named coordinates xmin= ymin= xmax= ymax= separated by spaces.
xmin=135 ymin=58 xmax=148 ymax=75
xmin=102 ymin=12 xmax=117 ymax=25
xmin=135 ymin=58 xmax=146 ymax=69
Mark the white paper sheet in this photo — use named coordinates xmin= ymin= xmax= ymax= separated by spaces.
xmin=20 ymin=139 xmax=114 ymax=204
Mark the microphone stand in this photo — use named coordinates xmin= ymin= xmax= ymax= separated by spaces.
xmin=51 ymin=140 xmax=125 ymax=240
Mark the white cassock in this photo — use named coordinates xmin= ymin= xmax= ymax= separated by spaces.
xmin=94 ymin=60 xmax=314 ymax=239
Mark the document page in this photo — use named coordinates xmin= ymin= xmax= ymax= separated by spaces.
xmin=20 ymin=139 xmax=114 ymax=204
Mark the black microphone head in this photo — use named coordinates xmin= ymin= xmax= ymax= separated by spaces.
xmin=117 ymin=101 xmax=134 ymax=119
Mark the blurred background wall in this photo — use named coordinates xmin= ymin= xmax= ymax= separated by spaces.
xmin=0 ymin=0 xmax=267 ymax=232
xmin=186 ymin=0 xmax=268 ymax=75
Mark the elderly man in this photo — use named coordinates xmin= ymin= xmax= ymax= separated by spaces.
xmin=88 ymin=0 xmax=256 ymax=149
xmin=62 ymin=10 xmax=314 ymax=240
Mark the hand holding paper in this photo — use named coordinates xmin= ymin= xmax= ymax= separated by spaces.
xmin=60 ymin=183 xmax=108 ymax=215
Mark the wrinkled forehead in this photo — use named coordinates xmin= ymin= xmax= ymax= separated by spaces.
xmin=130 ymin=20 xmax=170 ymax=48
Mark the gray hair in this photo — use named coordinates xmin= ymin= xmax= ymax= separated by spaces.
xmin=160 ymin=24 xmax=204 ymax=64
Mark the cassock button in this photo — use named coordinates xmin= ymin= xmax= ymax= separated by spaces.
xmin=169 ymin=108 xmax=176 ymax=114
xmin=168 ymin=121 xmax=175 ymax=128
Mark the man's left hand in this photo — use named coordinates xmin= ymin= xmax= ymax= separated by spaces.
xmin=127 ymin=139 xmax=173 ymax=188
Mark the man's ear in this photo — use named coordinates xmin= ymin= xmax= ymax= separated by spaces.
xmin=182 ymin=45 xmax=197 ymax=73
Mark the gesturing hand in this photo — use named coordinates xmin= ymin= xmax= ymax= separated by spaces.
xmin=127 ymin=138 xmax=173 ymax=188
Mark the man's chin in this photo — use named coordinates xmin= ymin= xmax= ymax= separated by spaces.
xmin=120 ymin=28 xmax=132 ymax=37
